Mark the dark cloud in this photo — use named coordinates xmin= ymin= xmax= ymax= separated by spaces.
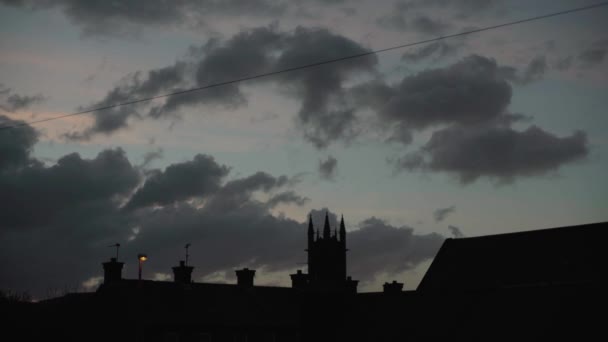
xmin=401 ymin=40 xmax=462 ymax=63
xmin=554 ymin=56 xmax=573 ymax=71
xmin=522 ymin=56 xmax=547 ymax=84
xmin=65 ymin=62 xmax=187 ymax=140
xmin=578 ymin=39 xmax=608 ymax=68
xmin=68 ymin=26 xmax=376 ymax=148
xmin=1 ymin=121 xmax=443 ymax=296
xmin=378 ymin=0 xmax=499 ymax=32
xmin=448 ymin=225 xmax=465 ymax=238
xmin=375 ymin=55 xmax=512 ymax=135
xmin=349 ymin=80 xmax=395 ymax=110
xmin=341 ymin=7 xmax=357 ymax=16
xmin=0 ymin=147 xmax=140 ymax=229
xmin=397 ymin=124 xmax=588 ymax=184
xmin=376 ymin=13 xmax=408 ymax=31
xmin=0 ymin=85 xmax=45 ymax=112
xmin=410 ymin=15 xmax=449 ymax=35
xmin=266 ymin=191 xmax=309 ymax=208
xmin=157 ymin=26 xmax=284 ymax=117
xmin=204 ymin=171 xmax=293 ymax=212
xmin=275 ymin=27 xmax=377 ymax=148
xmin=1 ymin=0 xmax=287 ymax=37
xmin=348 ymin=217 xmax=444 ymax=279
xmin=318 ymin=155 xmax=338 ymax=181
xmin=348 ymin=54 xmax=589 ymax=183
xmin=0 ymin=115 xmax=38 ymax=171
xmin=140 ymin=148 xmax=164 ymax=168
xmin=433 ymin=205 xmax=455 ymax=222
xmin=499 ymin=56 xmax=547 ymax=85
xmin=376 ymin=13 xmax=448 ymax=34
xmin=125 ymin=154 xmax=230 ymax=211
xmin=396 ymin=0 xmax=498 ymax=14
xmin=548 ymin=40 xmax=607 ymax=72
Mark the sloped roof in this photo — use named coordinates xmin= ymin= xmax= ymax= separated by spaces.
xmin=417 ymin=221 xmax=606 ymax=292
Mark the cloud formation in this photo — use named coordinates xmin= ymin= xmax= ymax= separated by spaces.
xmin=349 ymin=54 xmax=589 ymax=183
xmin=577 ymin=39 xmax=608 ymax=68
xmin=0 ymin=115 xmax=38 ymax=171
xmin=433 ymin=205 xmax=455 ymax=222
xmin=348 ymin=217 xmax=444 ymax=278
xmin=377 ymin=12 xmax=449 ymax=34
xmin=500 ymin=55 xmax=547 ymax=85
xmin=548 ymin=39 xmax=607 ymax=72
xmin=1 ymin=0 xmax=288 ymax=37
xmin=401 ymin=41 xmax=463 ymax=63
xmin=376 ymin=0 xmax=500 ymax=33
xmin=67 ymin=25 xmax=376 ymax=148
xmin=395 ymin=0 xmax=499 ymax=15
xmin=0 ymin=85 xmax=45 ymax=112
xmin=318 ymin=155 xmax=338 ymax=181
xmin=1 ymin=119 xmax=441 ymax=297
xmin=397 ymin=124 xmax=588 ymax=184
xmin=124 ymin=154 xmax=230 ymax=211
xmin=448 ymin=225 xmax=465 ymax=238
xmin=355 ymin=55 xmax=513 ymax=142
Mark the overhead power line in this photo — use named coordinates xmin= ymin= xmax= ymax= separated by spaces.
xmin=2 ymin=1 xmax=607 ymax=131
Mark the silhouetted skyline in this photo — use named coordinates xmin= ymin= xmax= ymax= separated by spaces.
xmin=2 ymin=220 xmax=604 ymax=340
xmin=1 ymin=0 xmax=608 ymax=302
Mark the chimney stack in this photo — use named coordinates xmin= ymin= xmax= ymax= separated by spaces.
xmin=345 ymin=276 xmax=359 ymax=294
xmin=102 ymin=258 xmax=124 ymax=284
xmin=383 ymin=280 xmax=404 ymax=294
xmin=172 ymin=260 xmax=194 ymax=284
xmin=290 ymin=270 xmax=309 ymax=289
xmin=235 ymin=268 xmax=256 ymax=287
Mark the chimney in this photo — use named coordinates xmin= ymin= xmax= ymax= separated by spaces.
xmin=383 ymin=280 xmax=404 ymax=294
xmin=290 ymin=270 xmax=309 ymax=289
xmin=345 ymin=276 xmax=359 ymax=294
xmin=235 ymin=268 xmax=256 ymax=287
xmin=102 ymin=258 xmax=124 ymax=284
xmin=172 ymin=260 xmax=194 ymax=284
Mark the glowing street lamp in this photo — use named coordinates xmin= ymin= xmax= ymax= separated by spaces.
xmin=138 ymin=253 xmax=148 ymax=281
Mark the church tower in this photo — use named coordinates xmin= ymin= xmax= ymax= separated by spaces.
xmin=301 ymin=211 xmax=355 ymax=292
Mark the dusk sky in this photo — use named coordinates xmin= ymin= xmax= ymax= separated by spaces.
xmin=1 ymin=0 xmax=607 ymax=298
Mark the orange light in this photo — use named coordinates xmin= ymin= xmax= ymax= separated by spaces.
xmin=138 ymin=253 xmax=148 ymax=261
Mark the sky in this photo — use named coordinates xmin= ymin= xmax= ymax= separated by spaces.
xmin=1 ymin=0 xmax=607 ymax=298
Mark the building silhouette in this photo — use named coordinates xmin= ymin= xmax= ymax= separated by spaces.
xmin=2 ymin=218 xmax=605 ymax=341
xmin=290 ymin=213 xmax=358 ymax=293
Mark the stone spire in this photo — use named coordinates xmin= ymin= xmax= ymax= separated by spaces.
xmin=323 ymin=211 xmax=331 ymax=239
xmin=340 ymin=214 xmax=346 ymax=245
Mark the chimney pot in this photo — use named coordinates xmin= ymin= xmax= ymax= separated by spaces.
xmin=102 ymin=258 xmax=124 ymax=284
xmin=383 ymin=281 xmax=404 ymax=294
xmin=290 ymin=270 xmax=309 ymax=289
xmin=172 ymin=260 xmax=194 ymax=284
xmin=235 ymin=268 xmax=256 ymax=287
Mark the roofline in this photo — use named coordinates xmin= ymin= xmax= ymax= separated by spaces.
xmin=445 ymin=220 xmax=606 ymax=242
xmin=416 ymin=221 xmax=606 ymax=291
xmin=100 ymin=278 xmax=293 ymax=290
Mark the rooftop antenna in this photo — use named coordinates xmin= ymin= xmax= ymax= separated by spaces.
xmin=108 ymin=243 xmax=120 ymax=260
xmin=185 ymin=243 xmax=191 ymax=266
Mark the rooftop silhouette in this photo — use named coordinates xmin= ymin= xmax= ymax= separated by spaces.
xmin=2 ymin=218 xmax=605 ymax=341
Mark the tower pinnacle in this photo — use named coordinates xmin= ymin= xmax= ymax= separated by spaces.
xmin=340 ymin=214 xmax=346 ymax=244
xmin=323 ymin=211 xmax=331 ymax=239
